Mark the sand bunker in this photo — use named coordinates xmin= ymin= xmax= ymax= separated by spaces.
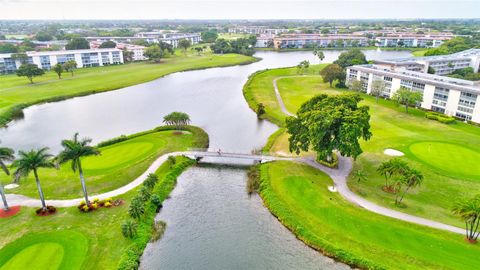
xmin=384 ymin=148 xmax=404 ymax=156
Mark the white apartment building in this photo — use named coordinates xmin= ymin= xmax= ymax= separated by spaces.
xmin=87 ymin=33 xmax=201 ymax=48
xmin=346 ymin=64 xmax=480 ymax=123
xmin=273 ymin=34 xmax=369 ymax=49
xmin=0 ymin=48 xmax=124 ymax=74
xmin=89 ymin=41 xmax=146 ymax=61
xmin=374 ymin=32 xmax=454 ymax=48
xmin=255 ymin=34 xmax=274 ymax=48
xmin=375 ymin=49 xmax=480 ymax=75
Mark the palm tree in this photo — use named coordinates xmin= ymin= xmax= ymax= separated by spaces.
xmin=452 ymin=195 xmax=480 ymax=241
xmin=12 ymin=147 xmax=55 ymax=210
xmin=56 ymin=133 xmax=100 ymax=207
xmin=0 ymin=146 xmax=15 ymax=211
xmin=353 ymin=169 xmax=367 ymax=183
xmin=163 ymin=112 xmax=191 ymax=130
xmin=396 ymin=168 xmax=424 ymax=205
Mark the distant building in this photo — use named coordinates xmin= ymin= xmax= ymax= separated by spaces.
xmin=374 ymin=49 xmax=480 ymax=75
xmin=86 ymin=33 xmax=201 ymax=48
xmin=255 ymin=34 xmax=274 ymax=48
xmin=346 ymin=49 xmax=480 ymax=123
xmin=0 ymin=48 xmax=123 ymax=74
xmin=375 ymin=33 xmax=453 ymax=48
xmin=90 ymin=41 xmax=146 ymax=61
xmin=273 ymin=34 xmax=369 ymax=49
xmin=228 ymin=26 xmax=289 ymax=35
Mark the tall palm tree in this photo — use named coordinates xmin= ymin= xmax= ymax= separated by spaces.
xmin=12 ymin=147 xmax=55 ymax=210
xmin=396 ymin=168 xmax=424 ymax=205
xmin=56 ymin=133 xmax=100 ymax=206
xmin=452 ymin=195 xmax=480 ymax=241
xmin=0 ymin=146 xmax=15 ymax=211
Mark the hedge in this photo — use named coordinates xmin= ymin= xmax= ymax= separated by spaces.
xmin=117 ymin=157 xmax=196 ymax=270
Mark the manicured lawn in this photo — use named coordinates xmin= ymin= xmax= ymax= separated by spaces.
xmin=244 ymin=65 xmax=480 ymax=226
xmin=0 ymin=51 xmax=256 ymax=126
xmin=0 ymin=155 xmax=193 ymax=270
xmin=1 ymin=126 xmax=207 ymax=199
xmin=260 ymin=161 xmax=480 ymax=269
xmin=412 ymin=49 xmax=428 ymax=57
xmin=0 ymin=231 xmax=88 ymax=270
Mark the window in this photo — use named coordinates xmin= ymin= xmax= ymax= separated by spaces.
xmin=40 ymin=55 xmax=51 ymax=70
xmin=56 ymin=54 xmax=75 ymax=64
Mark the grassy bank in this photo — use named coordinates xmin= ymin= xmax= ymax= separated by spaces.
xmin=244 ymin=65 xmax=480 ymax=226
xmin=1 ymin=125 xmax=208 ymax=199
xmin=0 ymin=155 xmax=194 ymax=270
xmin=0 ymin=52 xmax=257 ymax=127
xmin=260 ymin=161 xmax=480 ymax=269
xmin=0 ymin=124 xmax=207 ymax=269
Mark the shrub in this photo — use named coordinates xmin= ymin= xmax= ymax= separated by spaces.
xmin=150 ymin=194 xmax=162 ymax=208
xmin=138 ymin=186 xmax=151 ymax=202
xmin=129 ymin=198 xmax=145 ymax=219
xmin=317 ymin=153 xmax=339 ymax=169
xmin=256 ymin=103 xmax=266 ymax=117
xmin=143 ymin=173 xmax=158 ymax=189
xmin=104 ymin=201 xmax=112 ymax=208
xmin=81 ymin=205 xmax=90 ymax=212
xmin=150 ymin=220 xmax=167 ymax=242
xmin=91 ymin=203 xmax=99 ymax=210
xmin=246 ymin=166 xmax=260 ymax=195
xmin=93 ymin=198 xmax=100 ymax=203
xmin=167 ymin=156 xmax=176 ymax=166
xmin=425 ymin=112 xmax=456 ymax=124
xmin=121 ymin=219 xmax=138 ymax=239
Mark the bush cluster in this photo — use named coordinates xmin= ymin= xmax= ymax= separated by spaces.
xmin=78 ymin=197 xmax=114 ymax=212
xmin=425 ymin=112 xmax=456 ymax=124
xmin=117 ymin=157 xmax=195 ymax=270
xmin=317 ymin=153 xmax=339 ymax=169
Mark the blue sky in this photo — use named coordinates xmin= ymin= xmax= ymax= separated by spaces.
xmin=0 ymin=0 xmax=479 ymax=20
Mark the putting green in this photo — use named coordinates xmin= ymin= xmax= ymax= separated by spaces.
xmin=409 ymin=142 xmax=480 ymax=178
xmin=82 ymin=141 xmax=156 ymax=170
xmin=0 ymin=231 xmax=87 ymax=270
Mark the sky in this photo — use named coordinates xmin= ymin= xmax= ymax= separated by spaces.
xmin=0 ymin=0 xmax=479 ymax=20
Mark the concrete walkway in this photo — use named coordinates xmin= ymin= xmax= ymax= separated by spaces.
xmin=271 ymin=75 xmax=464 ymax=235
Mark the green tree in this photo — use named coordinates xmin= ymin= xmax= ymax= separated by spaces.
xmin=53 ymin=63 xmax=63 ymax=79
xmin=296 ymin=60 xmax=310 ymax=75
xmin=99 ymin=40 xmax=117 ymax=48
xmin=163 ymin=112 xmax=191 ymax=129
xmin=178 ymin=39 xmax=192 ymax=55
xmin=12 ymin=148 xmax=56 ymax=210
xmin=452 ymin=195 xmax=480 ymax=242
xmin=63 ymin=60 xmax=77 ymax=76
xmin=11 ymin=53 xmax=29 ymax=64
xmin=256 ymin=103 xmax=266 ymax=118
xmin=320 ymin=64 xmax=344 ymax=87
xmin=349 ymin=79 xmax=363 ymax=92
xmin=56 ymin=133 xmax=100 ymax=207
xmin=35 ymin=32 xmax=53 ymax=41
xmin=0 ymin=43 xmax=19 ymax=53
xmin=370 ymin=79 xmax=387 ymax=103
xmin=201 ymin=31 xmax=218 ymax=43
xmin=396 ymin=167 xmax=424 ymax=205
xmin=0 ymin=145 xmax=15 ymax=211
xmin=286 ymin=94 xmax=372 ymax=162
xmin=333 ymin=49 xmax=367 ymax=69
xmin=313 ymin=48 xmax=325 ymax=63
xmin=129 ymin=197 xmax=145 ymax=219
xmin=16 ymin=64 xmax=45 ymax=83
xmin=122 ymin=48 xmax=134 ymax=62
xmin=144 ymin=45 xmax=164 ymax=63
xmin=353 ymin=170 xmax=368 ymax=183
xmin=392 ymin=87 xmax=423 ymax=113
xmin=377 ymin=158 xmax=409 ymax=191
xmin=194 ymin=47 xmax=203 ymax=55
xmin=66 ymin=37 xmax=90 ymax=50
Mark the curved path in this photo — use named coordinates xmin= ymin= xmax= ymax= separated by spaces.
xmin=272 ymin=75 xmax=464 ymax=235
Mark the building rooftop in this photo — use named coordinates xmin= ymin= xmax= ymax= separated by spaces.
xmin=350 ymin=64 xmax=480 ymax=94
xmin=376 ymin=49 xmax=480 ymax=65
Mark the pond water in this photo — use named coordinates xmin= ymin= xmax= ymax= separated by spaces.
xmin=0 ymin=49 xmax=412 ymax=269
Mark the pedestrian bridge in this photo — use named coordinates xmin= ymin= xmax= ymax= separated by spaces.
xmin=185 ymin=149 xmax=289 ymax=163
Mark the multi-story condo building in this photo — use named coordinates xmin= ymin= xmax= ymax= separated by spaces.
xmin=90 ymin=41 xmax=146 ymax=61
xmin=375 ymin=49 xmax=480 ymax=75
xmin=346 ymin=64 xmax=480 ymax=123
xmin=375 ymin=33 xmax=453 ymax=48
xmin=228 ymin=26 xmax=289 ymax=35
xmin=0 ymin=48 xmax=124 ymax=74
xmin=87 ymin=33 xmax=201 ymax=48
xmin=273 ymin=34 xmax=369 ymax=49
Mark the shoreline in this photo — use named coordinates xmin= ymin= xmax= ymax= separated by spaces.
xmin=0 ymin=54 xmax=260 ymax=128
